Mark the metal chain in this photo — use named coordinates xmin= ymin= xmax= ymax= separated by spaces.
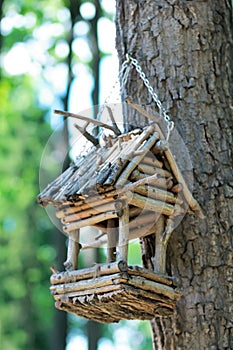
xmin=96 ymin=59 xmax=129 ymax=122
xmin=126 ymin=54 xmax=174 ymax=139
xmin=90 ymin=54 xmax=174 ymax=143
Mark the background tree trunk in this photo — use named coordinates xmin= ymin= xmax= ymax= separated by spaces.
xmin=116 ymin=1 xmax=233 ymax=349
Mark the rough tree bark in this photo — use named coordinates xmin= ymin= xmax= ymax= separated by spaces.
xmin=115 ymin=1 xmax=233 ymax=349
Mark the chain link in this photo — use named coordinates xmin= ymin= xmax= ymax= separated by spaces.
xmin=126 ymin=54 xmax=174 ymax=139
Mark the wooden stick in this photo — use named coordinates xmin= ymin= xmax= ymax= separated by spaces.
xmin=50 ymin=272 xmax=129 ymax=295
xmin=61 ymin=202 xmax=118 ymax=223
xmin=54 ymin=109 xmax=120 ymax=135
xmin=74 ymin=123 xmax=99 ymax=146
xmin=137 ymin=163 xmax=172 ymax=178
xmin=142 ymin=155 xmax=163 ymax=168
xmin=125 ymin=97 xmax=161 ymax=125
xmin=106 ymin=106 xmax=121 ymax=135
xmin=107 ymin=219 xmax=117 ymax=263
xmin=130 ymin=193 xmax=174 ymax=216
xmin=127 ymin=275 xmax=180 ymax=300
xmin=63 ymin=211 xmax=119 ymax=233
xmin=127 ymin=265 xmax=173 ymax=286
xmin=153 ymin=215 xmax=166 ymax=274
xmin=56 ymin=196 xmax=117 ymax=218
xmin=118 ymin=204 xmax=129 ymax=261
xmin=53 ymin=284 xmax=122 ymax=299
xmin=130 ymin=169 xmax=173 ymax=190
xmin=64 ymin=230 xmax=80 ymax=271
xmin=117 ymin=173 xmax=159 ymax=195
xmin=50 ymin=260 xmax=128 ymax=285
xmin=134 ymin=184 xmax=183 ymax=205
xmin=116 ymin=130 xmax=160 ymax=187
xmin=163 ymin=145 xmax=205 ymax=218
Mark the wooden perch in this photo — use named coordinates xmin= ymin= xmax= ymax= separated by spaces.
xmin=74 ymin=123 xmax=99 ymax=146
xmin=54 ymin=109 xmax=120 ymax=135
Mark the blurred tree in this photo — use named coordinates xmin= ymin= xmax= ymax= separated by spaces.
xmin=0 ymin=1 xmax=68 ymax=349
xmin=116 ymin=1 xmax=233 ymax=349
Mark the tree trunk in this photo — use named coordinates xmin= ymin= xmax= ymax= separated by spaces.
xmin=115 ymin=1 xmax=233 ymax=349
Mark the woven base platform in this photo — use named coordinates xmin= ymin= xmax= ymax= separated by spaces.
xmin=50 ymin=262 xmax=180 ymax=323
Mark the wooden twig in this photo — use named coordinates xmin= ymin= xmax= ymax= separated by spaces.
xmin=106 ymin=106 xmax=121 ymax=135
xmin=137 ymin=163 xmax=172 ymax=178
xmin=50 ymin=261 xmax=128 ymax=285
xmin=63 ymin=211 xmax=119 ymax=233
xmin=61 ymin=202 xmax=118 ymax=223
xmin=74 ymin=123 xmax=99 ymax=146
xmin=130 ymin=193 xmax=175 ymax=216
xmin=134 ymin=184 xmax=183 ymax=205
xmin=117 ymin=173 xmax=159 ymax=195
xmin=142 ymin=155 xmax=163 ymax=168
xmin=116 ymin=129 xmax=160 ymax=187
xmin=130 ymin=169 xmax=173 ymax=190
xmin=125 ymin=96 xmax=161 ymax=125
xmin=54 ymin=109 xmax=120 ymax=135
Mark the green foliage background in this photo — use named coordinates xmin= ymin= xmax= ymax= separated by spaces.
xmin=0 ymin=1 xmax=152 ymax=349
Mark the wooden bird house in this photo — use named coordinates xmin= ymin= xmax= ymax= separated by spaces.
xmin=37 ymin=98 xmax=203 ymax=323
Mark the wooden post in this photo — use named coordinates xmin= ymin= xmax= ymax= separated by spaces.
xmin=153 ymin=215 xmax=166 ymax=274
xmin=118 ymin=204 xmax=129 ymax=262
xmin=153 ymin=215 xmax=177 ymax=274
xmin=64 ymin=230 xmax=80 ymax=271
xmin=107 ymin=219 xmax=118 ymax=263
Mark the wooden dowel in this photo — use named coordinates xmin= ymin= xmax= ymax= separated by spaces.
xmin=54 ymin=109 xmax=120 ymax=135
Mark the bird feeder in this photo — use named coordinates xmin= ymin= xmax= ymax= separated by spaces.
xmin=37 ymin=97 xmax=203 ymax=323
